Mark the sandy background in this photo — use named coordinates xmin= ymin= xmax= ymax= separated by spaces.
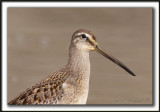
xmin=7 ymin=8 xmax=152 ymax=104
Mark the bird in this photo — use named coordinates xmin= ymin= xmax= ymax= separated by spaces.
xmin=8 ymin=29 xmax=135 ymax=105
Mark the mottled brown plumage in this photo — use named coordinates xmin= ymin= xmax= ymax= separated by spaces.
xmin=8 ymin=67 xmax=68 ymax=104
xmin=8 ymin=29 xmax=135 ymax=105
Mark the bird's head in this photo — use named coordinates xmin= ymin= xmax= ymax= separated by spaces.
xmin=71 ymin=29 xmax=136 ymax=76
xmin=71 ymin=29 xmax=97 ymax=51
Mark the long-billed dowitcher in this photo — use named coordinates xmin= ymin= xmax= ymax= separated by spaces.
xmin=8 ymin=29 xmax=135 ymax=105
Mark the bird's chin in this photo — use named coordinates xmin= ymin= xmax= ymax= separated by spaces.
xmin=86 ymin=47 xmax=95 ymax=51
xmin=76 ymin=45 xmax=95 ymax=51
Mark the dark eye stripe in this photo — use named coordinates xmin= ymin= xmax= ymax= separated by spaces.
xmin=87 ymin=38 xmax=95 ymax=46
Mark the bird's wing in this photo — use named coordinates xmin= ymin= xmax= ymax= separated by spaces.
xmin=8 ymin=70 xmax=67 ymax=105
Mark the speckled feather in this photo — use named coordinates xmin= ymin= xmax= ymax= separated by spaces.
xmin=8 ymin=67 xmax=68 ymax=105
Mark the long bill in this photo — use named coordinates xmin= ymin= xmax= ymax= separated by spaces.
xmin=94 ymin=46 xmax=136 ymax=76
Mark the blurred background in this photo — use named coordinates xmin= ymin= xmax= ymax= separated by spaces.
xmin=7 ymin=8 xmax=152 ymax=104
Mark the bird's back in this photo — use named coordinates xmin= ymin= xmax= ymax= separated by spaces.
xmin=8 ymin=67 xmax=68 ymax=105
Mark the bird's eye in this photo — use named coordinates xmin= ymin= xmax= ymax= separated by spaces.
xmin=81 ymin=34 xmax=87 ymax=38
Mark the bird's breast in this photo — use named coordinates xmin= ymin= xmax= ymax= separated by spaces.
xmin=61 ymin=76 xmax=90 ymax=104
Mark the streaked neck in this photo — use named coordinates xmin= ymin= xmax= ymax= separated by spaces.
xmin=67 ymin=44 xmax=90 ymax=78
